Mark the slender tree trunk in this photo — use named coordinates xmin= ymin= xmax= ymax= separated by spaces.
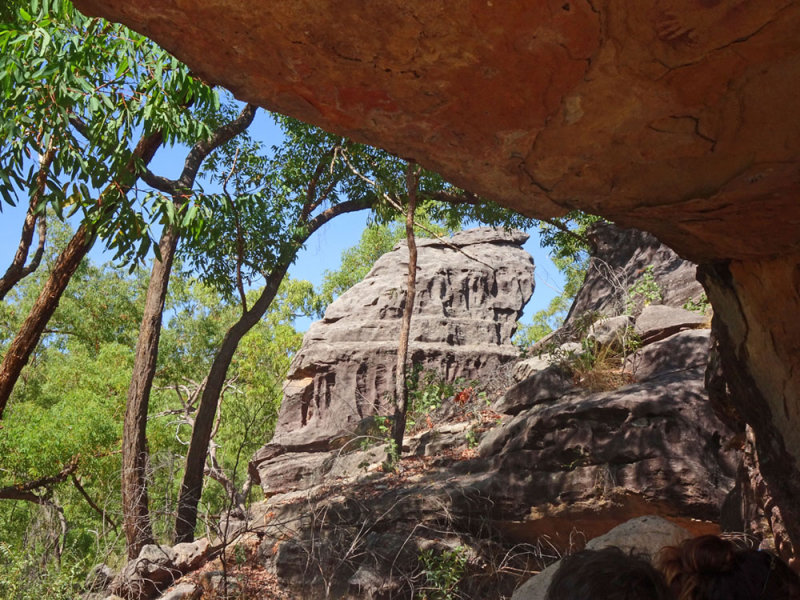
xmin=0 ymin=225 xmax=91 ymax=417
xmin=173 ymin=198 xmax=372 ymax=543
xmin=122 ymin=226 xmax=179 ymax=558
xmin=174 ymin=260 xmax=290 ymax=543
xmin=390 ymin=165 xmax=420 ymax=460
xmin=121 ymin=106 xmax=257 ymax=555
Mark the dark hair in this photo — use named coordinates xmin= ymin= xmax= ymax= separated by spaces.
xmin=546 ymin=546 xmax=673 ymax=600
xmin=657 ymin=535 xmax=800 ymax=600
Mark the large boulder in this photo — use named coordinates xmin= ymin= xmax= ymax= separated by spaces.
xmin=250 ymin=227 xmax=534 ymax=493
xmin=511 ymin=516 xmax=691 ymax=600
xmin=562 ymin=222 xmax=704 ymax=332
xmin=474 ymin=367 xmax=737 ymax=545
xmin=111 ymin=540 xmax=211 ymax=600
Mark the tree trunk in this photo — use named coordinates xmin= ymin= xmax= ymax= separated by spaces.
xmin=173 ymin=260 xmax=291 ymax=543
xmin=173 ymin=198 xmax=372 ymax=543
xmin=0 ymin=225 xmax=91 ymax=417
xmin=390 ymin=166 xmax=419 ymax=461
xmin=0 ymin=130 xmax=162 ymax=420
xmin=122 ymin=226 xmax=179 ymax=559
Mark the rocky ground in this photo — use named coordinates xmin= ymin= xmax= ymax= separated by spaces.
xmin=93 ymin=226 xmax=756 ymax=600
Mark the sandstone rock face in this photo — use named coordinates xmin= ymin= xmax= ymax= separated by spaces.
xmin=477 ymin=366 xmax=736 ymax=541
xmin=242 ymin=340 xmax=735 ymax=599
xmin=232 ymin=228 xmax=739 ymax=599
xmin=634 ymin=304 xmax=708 ymax=344
xmin=274 ymin=227 xmax=531 ymax=448
xmin=625 ymin=329 xmax=711 ymax=383
xmin=563 ymin=223 xmax=704 ymax=332
xmin=250 ymin=228 xmax=533 ymax=492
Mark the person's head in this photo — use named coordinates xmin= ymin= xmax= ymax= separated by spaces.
xmin=657 ymin=535 xmax=800 ymax=600
xmin=546 ymin=546 xmax=673 ymax=600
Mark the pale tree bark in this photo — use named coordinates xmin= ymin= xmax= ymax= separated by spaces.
xmin=390 ymin=164 xmax=420 ymax=461
xmin=0 ymin=131 xmax=164 ymax=419
xmin=174 ymin=197 xmax=372 ymax=543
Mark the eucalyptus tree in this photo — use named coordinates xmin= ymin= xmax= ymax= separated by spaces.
xmin=0 ymin=0 xmax=220 ymax=417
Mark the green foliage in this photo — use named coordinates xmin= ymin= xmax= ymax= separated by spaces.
xmin=626 ymin=265 xmax=663 ymax=313
xmin=514 ymin=212 xmax=602 ymax=347
xmin=465 ymin=427 xmax=480 ymax=449
xmin=537 ymin=212 xmax=602 ymax=268
xmin=381 ymin=439 xmax=401 ymax=473
xmin=418 ymin=546 xmax=468 ymax=600
xmin=683 ymin=292 xmax=710 ymax=314
xmin=0 ymin=225 xmax=310 ymax=571
xmin=0 ymin=542 xmax=82 ymax=600
xmin=513 ymin=292 xmax=573 ymax=349
xmin=406 ymin=367 xmax=455 ymax=430
xmin=0 ymin=0 xmax=220 ymax=264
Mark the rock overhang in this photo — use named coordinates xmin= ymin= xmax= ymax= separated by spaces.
xmin=72 ymin=0 xmax=800 ymax=262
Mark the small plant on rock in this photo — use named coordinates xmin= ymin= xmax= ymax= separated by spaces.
xmin=683 ymin=292 xmax=711 ymax=314
xmin=626 ymin=265 xmax=663 ymax=313
xmin=418 ymin=545 xmax=468 ymax=600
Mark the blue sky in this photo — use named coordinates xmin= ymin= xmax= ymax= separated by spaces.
xmin=0 ymin=111 xmax=566 ymax=331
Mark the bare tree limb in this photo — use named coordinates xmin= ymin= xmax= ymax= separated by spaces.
xmin=0 ymin=457 xmax=78 ymax=501
xmin=71 ymin=473 xmax=119 ymax=532
xmin=390 ymin=163 xmax=420 ymax=461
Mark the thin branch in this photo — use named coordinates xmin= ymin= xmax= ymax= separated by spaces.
xmin=0 ymin=139 xmax=56 ymax=299
xmin=177 ymin=104 xmax=258 ymax=190
xmin=71 ymin=473 xmax=119 ymax=532
xmin=139 ymin=169 xmax=177 ymax=194
xmin=339 ymin=150 xmax=495 ymax=269
xmin=539 ymin=216 xmax=592 ymax=247
xmin=427 ymin=189 xmax=482 ymax=206
xmin=0 ymin=457 xmax=78 ymax=500
xmin=305 ymin=145 xmax=336 ymax=214
xmin=68 ymin=115 xmax=90 ymax=140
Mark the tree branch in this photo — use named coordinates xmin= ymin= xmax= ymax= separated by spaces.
xmin=177 ymin=104 xmax=258 ymax=191
xmin=0 ymin=457 xmax=79 ymax=501
xmin=539 ymin=216 xmax=592 ymax=247
xmin=0 ymin=139 xmax=56 ymax=300
xmin=339 ymin=150 xmax=495 ymax=269
xmin=139 ymin=168 xmax=177 ymax=194
xmin=71 ymin=473 xmax=119 ymax=532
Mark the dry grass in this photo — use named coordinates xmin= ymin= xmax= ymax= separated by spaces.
xmin=570 ymin=355 xmax=634 ymax=393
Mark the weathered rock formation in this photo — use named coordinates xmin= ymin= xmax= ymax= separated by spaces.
xmin=222 ymin=227 xmax=736 ymax=599
xmin=76 ymin=0 xmax=800 ymax=559
xmin=72 ymin=0 xmax=800 ymax=260
xmin=250 ymin=227 xmax=534 ymax=493
xmin=232 ymin=321 xmax=735 ymax=599
xmin=109 ymin=539 xmax=211 ymax=600
xmin=563 ymin=223 xmax=704 ymax=331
